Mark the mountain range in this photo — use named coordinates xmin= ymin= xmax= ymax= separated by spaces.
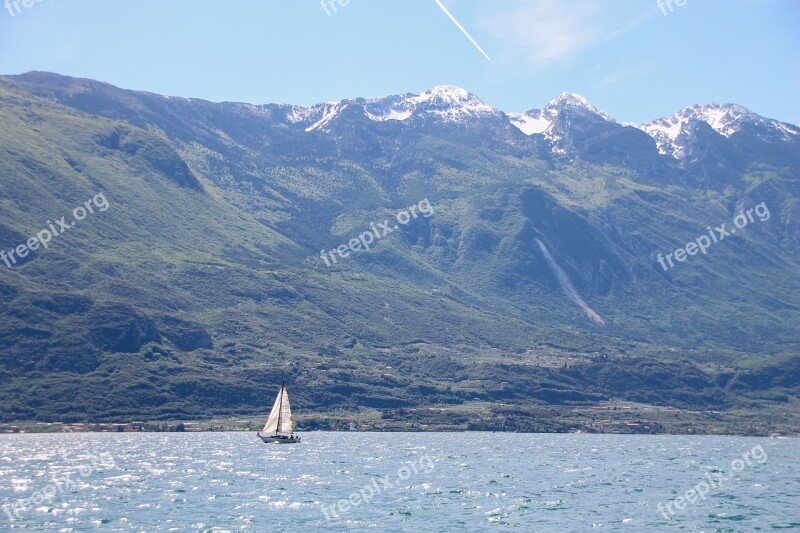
xmin=0 ymin=72 xmax=797 ymax=434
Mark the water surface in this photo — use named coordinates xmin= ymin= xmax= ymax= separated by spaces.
xmin=0 ymin=432 xmax=797 ymax=531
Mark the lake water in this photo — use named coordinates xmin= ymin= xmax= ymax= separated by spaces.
xmin=0 ymin=432 xmax=797 ymax=531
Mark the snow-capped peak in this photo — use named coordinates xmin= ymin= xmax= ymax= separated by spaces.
xmin=508 ymin=93 xmax=614 ymax=137
xmin=365 ymin=85 xmax=497 ymax=123
xmin=544 ymin=92 xmax=615 ymax=123
xmin=409 ymin=85 xmax=492 ymax=111
xmin=289 ymin=85 xmax=498 ymax=131
xmin=635 ymin=103 xmax=800 ymax=159
xmin=417 ymin=85 xmax=472 ymax=103
xmin=277 ymin=87 xmax=799 ymax=155
xmin=687 ymin=103 xmax=753 ymax=136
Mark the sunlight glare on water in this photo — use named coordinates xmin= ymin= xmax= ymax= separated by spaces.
xmin=0 ymin=432 xmax=797 ymax=531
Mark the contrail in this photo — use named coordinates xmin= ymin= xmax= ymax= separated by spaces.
xmin=433 ymin=0 xmax=491 ymax=62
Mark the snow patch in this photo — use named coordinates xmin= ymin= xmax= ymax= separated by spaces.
xmin=508 ymin=111 xmax=551 ymax=135
xmin=305 ymin=103 xmax=347 ymax=132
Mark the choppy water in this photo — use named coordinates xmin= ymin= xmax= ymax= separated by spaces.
xmin=0 ymin=432 xmax=797 ymax=531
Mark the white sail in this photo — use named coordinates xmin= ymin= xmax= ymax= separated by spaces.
xmin=262 ymin=384 xmax=293 ymax=435
xmin=278 ymin=387 xmax=293 ymax=434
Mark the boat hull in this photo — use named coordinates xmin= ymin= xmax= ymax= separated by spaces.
xmin=258 ymin=433 xmax=301 ymax=444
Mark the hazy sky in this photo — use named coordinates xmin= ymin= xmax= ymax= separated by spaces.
xmin=1 ymin=0 xmax=798 ymax=124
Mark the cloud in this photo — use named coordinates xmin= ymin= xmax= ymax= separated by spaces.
xmin=480 ymin=0 xmax=653 ymax=68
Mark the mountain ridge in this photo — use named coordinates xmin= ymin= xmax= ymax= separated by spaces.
xmin=0 ymin=71 xmax=797 ymax=433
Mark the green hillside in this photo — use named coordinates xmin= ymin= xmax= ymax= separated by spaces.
xmin=0 ymin=74 xmax=797 ymax=434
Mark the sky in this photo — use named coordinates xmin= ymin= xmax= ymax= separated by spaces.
xmin=0 ymin=0 xmax=798 ymax=125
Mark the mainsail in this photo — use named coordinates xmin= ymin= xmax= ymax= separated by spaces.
xmin=262 ymin=383 xmax=293 ymax=435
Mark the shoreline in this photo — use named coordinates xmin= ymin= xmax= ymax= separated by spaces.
xmin=3 ymin=398 xmax=797 ymax=438
xmin=0 ymin=428 xmax=796 ymax=438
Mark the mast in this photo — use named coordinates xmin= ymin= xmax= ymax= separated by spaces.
xmin=275 ymin=382 xmax=285 ymax=436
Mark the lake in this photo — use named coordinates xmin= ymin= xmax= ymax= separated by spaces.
xmin=0 ymin=432 xmax=797 ymax=531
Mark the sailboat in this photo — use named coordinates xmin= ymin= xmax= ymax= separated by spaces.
xmin=258 ymin=382 xmax=301 ymax=444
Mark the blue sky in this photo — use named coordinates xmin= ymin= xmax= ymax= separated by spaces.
xmin=1 ymin=0 xmax=798 ymax=124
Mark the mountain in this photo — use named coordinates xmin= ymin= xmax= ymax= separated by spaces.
xmin=0 ymin=72 xmax=798 ymax=434
xmin=637 ymin=103 xmax=800 ymax=159
xmin=509 ymin=92 xmax=615 ymax=137
xmin=305 ymin=85 xmax=500 ymax=130
xmin=509 ymin=92 xmax=667 ymax=173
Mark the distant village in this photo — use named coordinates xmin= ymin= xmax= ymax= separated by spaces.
xmin=0 ymin=420 xmax=256 ymax=433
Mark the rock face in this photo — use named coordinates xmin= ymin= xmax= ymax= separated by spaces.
xmin=89 ymin=305 xmax=162 ymax=353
